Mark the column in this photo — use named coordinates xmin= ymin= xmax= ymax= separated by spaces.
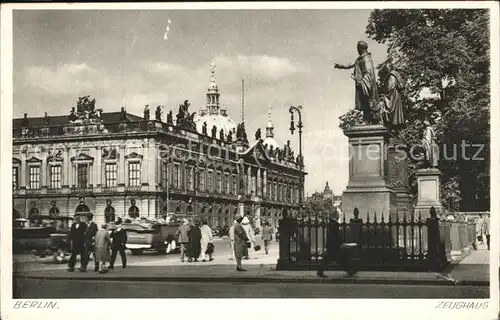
xmin=20 ymin=153 xmax=27 ymax=189
xmin=95 ymin=147 xmax=102 ymax=187
xmin=148 ymin=143 xmax=156 ymax=187
xmin=41 ymin=155 xmax=47 ymax=188
xmin=263 ymin=170 xmax=267 ymax=199
xmin=72 ymin=163 xmax=77 ymax=187
xmin=63 ymin=148 xmax=70 ymax=187
xmin=118 ymin=145 xmax=125 ymax=186
xmin=141 ymin=141 xmax=149 ymax=186
xmin=89 ymin=163 xmax=94 ymax=187
xmin=257 ymin=168 xmax=261 ymax=197
xmin=247 ymin=166 xmax=251 ymax=195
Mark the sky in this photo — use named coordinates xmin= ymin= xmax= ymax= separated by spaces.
xmin=13 ymin=9 xmax=388 ymax=196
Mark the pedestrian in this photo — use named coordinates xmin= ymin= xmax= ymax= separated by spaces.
xmin=176 ymin=218 xmax=190 ymax=262
xmin=261 ymin=221 xmax=273 ymax=254
xmin=67 ymin=214 xmax=87 ymax=272
xmin=229 ymin=220 xmax=236 ymax=260
xmin=476 ymin=214 xmax=485 ymax=244
xmin=94 ymin=224 xmax=112 ymax=273
xmin=200 ymin=219 xmax=214 ymax=262
xmin=110 ymin=218 xmax=127 ymax=269
xmin=241 ymin=215 xmax=255 ymax=259
xmin=317 ymin=212 xmax=345 ymax=278
xmin=83 ymin=213 xmax=98 ymax=272
xmin=187 ymin=220 xmax=202 ymax=262
xmin=233 ymin=216 xmax=250 ymax=272
xmin=483 ymin=213 xmax=490 ymax=250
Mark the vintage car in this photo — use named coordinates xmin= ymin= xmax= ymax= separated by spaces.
xmin=13 ymin=215 xmax=74 ymax=263
xmin=120 ymin=220 xmax=181 ymax=255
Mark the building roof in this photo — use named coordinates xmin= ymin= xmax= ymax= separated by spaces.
xmin=13 ymin=112 xmax=143 ymax=130
xmin=194 ymin=112 xmax=237 ymax=136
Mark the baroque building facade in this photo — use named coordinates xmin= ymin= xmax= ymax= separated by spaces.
xmin=12 ymin=65 xmax=306 ymax=229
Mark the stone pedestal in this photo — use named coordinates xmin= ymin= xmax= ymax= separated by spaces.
xmin=414 ymin=168 xmax=444 ymax=217
xmin=341 ymin=125 xmax=397 ymax=222
xmin=387 ymin=137 xmax=412 ymax=216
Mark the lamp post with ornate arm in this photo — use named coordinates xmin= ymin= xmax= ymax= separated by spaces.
xmin=289 ymin=105 xmax=304 ymax=215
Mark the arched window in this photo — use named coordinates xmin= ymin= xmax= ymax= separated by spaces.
xmin=29 ymin=207 xmax=40 ymax=218
xmin=104 ymin=206 xmax=115 ymax=223
xmin=128 ymin=205 xmax=139 ymax=218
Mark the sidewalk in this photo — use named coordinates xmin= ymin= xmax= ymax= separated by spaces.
xmin=15 ymin=247 xmax=489 ymax=286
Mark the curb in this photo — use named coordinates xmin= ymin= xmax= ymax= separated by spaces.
xmin=14 ymin=274 xmax=489 ymax=287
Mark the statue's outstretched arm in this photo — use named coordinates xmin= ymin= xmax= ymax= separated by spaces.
xmin=334 ymin=62 xmax=355 ymax=69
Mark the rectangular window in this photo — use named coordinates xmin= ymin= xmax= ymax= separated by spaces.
xmin=128 ymin=162 xmax=141 ymax=187
xmin=77 ymin=164 xmax=88 ymax=188
xmin=105 ymin=163 xmax=117 ymax=187
xmin=186 ymin=166 xmax=194 ymax=191
xmin=207 ymin=170 xmax=213 ymax=193
xmin=29 ymin=166 xmax=40 ymax=189
xmin=162 ymin=163 xmax=169 ymax=187
xmin=50 ymin=165 xmax=62 ymax=189
xmin=172 ymin=164 xmax=179 ymax=188
xmin=13 ymin=167 xmax=19 ymax=189
xmin=225 ymin=173 xmax=230 ymax=194
xmin=274 ymin=183 xmax=278 ymax=201
xmin=216 ymin=171 xmax=222 ymax=193
xmin=232 ymin=174 xmax=237 ymax=195
xmin=198 ymin=169 xmax=205 ymax=191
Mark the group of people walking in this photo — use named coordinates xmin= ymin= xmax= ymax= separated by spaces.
xmin=176 ymin=219 xmax=215 ymax=263
xmin=67 ymin=214 xmax=127 ymax=273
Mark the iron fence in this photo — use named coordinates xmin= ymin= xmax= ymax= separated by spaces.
xmin=277 ymin=208 xmax=475 ymax=272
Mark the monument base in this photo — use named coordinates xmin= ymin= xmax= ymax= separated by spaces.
xmin=342 ymin=188 xmax=398 ymax=221
xmin=414 ymin=168 xmax=444 ymax=217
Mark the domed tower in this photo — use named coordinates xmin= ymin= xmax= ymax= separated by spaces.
xmin=195 ymin=59 xmax=237 ymax=135
xmin=323 ymin=181 xmax=333 ymax=200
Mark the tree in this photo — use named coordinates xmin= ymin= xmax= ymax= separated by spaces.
xmin=339 ymin=9 xmax=490 ymax=211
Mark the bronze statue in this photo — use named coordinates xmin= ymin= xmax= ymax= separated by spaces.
xmin=167 ymin=110 xmax=173 ymax=125
xmin=202 ymin=121 xmax=208 ymax=135
xmin=422 ymin=120 xmax=439 ymax=168
xmin=144 ymin=105 xmax=150 ymax=120
xmin=379 ymin=70 xmax=405 ymax=128
xmin=334 ymin=41 xmax=379 ymax=124
xmin=255 ymin=128 xmax=262 ymax=140
xmin=120 ymin=107 xmax=127 ymax=122
xmin=211 ymin=125 xmax=217 ymax=139
xmin=155 ymin=106 xmax=162 ymax=121
xmin=219 ymin=129 xmax=224 ymax=140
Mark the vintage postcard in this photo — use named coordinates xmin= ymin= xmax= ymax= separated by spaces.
xmin=1 ymin=2 xmax=499 ymax=320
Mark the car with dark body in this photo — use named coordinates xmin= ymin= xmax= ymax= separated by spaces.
xmin=119 ymin=220 xmax=181 ymax=255
xmin=13 ymin=215 xmax=74 ymax=262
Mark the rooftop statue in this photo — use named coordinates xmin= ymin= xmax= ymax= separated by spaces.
xmin=219 ymin=128 xmax=224 ymax=141
xmin=144 ymin=105 xmax=150 ymax=121
xmin=255 ymin=128 xmax=262 ymax=140
xmin=175 ymin=100 xmax=197 ymax=132
xmin=211 ymin=125 xmax=217 ymax=139
xmin=202 ymin=121 xmax=208 ymax=135
xmin=155 ymin=106 xmax=162 ymax=121
xmin=120 ymin=107 xmax=127 ymax=122
xmin=334 ymin=41 xmax=379 ymax=125
xmin=167 ymin=110 xmax=173 ymax=125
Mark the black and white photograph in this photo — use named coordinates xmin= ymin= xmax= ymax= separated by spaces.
xmin=1 ymin=2 xmax=499 ymax=320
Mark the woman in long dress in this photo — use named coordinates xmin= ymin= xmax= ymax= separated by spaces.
xmin=94 ymin=224 xmax=112 ymax=273
xmin=187 ymin=221 xmax=202 ymax=262
xmin=199 ymin=219 xmax=214 ymax=262
xmin=233 ymin=216 xmax=250 ymax=272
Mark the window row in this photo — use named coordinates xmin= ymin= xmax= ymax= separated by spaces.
xmin=13 ymin=162 xmax=143 ymax=189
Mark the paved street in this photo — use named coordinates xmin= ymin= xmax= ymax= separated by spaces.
xmin=14 ymin=278 xmax=488 ymax=299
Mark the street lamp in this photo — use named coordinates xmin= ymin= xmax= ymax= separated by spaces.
xmin=289 ymin=105 xmax=304 ymax=215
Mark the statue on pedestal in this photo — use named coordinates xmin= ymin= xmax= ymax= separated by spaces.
xmin=334 ymin=41 xmax=379 ymax=125
xmin=211 ymin=125 xmax=217 ymax=139
xmin=219 ymin=129 xmax=224 ymax=141
xmin=422 ymin=120 xmax=439 ymax=168
xmin=155 ymin=106 xmax=162 ymax=121
xmin=120 ymin=107 xmax=127 ymax=122
xmin=255 ymin=128 xmax=262 ymax=140
xmin=378 ymin=70 xmax=405 ymax=129
xmin=167 ymin=110 xmax=173 ymax=125
xmin=144 ymin=105 xmax=150 ymax=120
xmin=202 ymin=121 xmax=208 ymax=135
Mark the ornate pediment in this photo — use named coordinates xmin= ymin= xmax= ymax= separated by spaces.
xmin=239 ymin=140 xmax=271 ymax=165
xmin=102 ymin=147 xmax=119 ymax=160
xmin=125 ymin=152 xmax=143 ymax=160
xmin=13 ymin=157 xmax=21 ymax=164
xmin=26 ymin=156 xmax=42 ymax=163
xmin=71 ymin=153 xmax=94 ymax=161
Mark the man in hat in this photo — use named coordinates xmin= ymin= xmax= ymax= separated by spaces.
xmin=317 ymin=211 xmax=343 ymax=278
xmin=334 ymin=40 xmax=379 ymax=124
xmin=110 ymin=217 xmax=127 ymax=269
xmin=67 ymin=214 xmax=88 ymax=272
xmin=83 ymin=213 xmax=98 ymax=272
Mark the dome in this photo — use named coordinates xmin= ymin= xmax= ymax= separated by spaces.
xmin=262 ymin=136 xmax=280 ymax=149
xmin=195 ymin=112 xmax=237 ymax=136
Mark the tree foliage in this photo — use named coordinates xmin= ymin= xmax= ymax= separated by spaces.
xmin=339 ymin=9 xmax=490 ymax=211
